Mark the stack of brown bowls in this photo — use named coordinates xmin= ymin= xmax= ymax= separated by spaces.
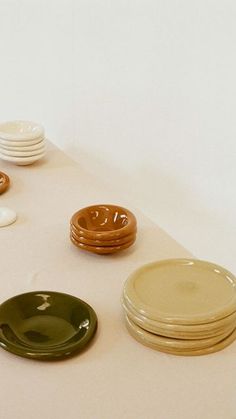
xmin=70 ymin=204 xmax=137 ymax=255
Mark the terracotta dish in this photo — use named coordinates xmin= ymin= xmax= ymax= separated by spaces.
xmin=0 ymin=171 xmax=10 ymax=194
xmin=70 ymin=234 xmax=136 ymax=255
xmin=71 ymin=204 xmax=137 ymax=240
xmin=70 ymin=204 xmax=137 ymax=255
xmin=71 ymin=225 xmax=136 ymax=247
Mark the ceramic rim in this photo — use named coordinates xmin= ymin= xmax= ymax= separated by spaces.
xmin=71 ymin=204 xmax=137 ymax=240
xmin=0 ymin=146 xmax=46 ymax=158
xmin=125 ymin=314 xmax=236 ymax=350
xmin=0 ymin=120 xmax=44 ymax=141
xmin=71 ymin=224 xmax=136 ymax=247
xmin=123 ymin=259 xmax=236 ymax=325
xmin=122 ymin=295 xmax=236 ymax=333
xmin=0 ymin=136 xmax=45 ymax=147
xmin=0 ymin=152 xmax=45 ymax=164
xmin=125 ymin=315 xmax=236 ymax=356
xmin=70 ymin=233 xmax=136 ymax=254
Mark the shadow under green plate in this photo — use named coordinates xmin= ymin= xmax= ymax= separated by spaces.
xmin=0 ymin=291 xmax=97 ymax=361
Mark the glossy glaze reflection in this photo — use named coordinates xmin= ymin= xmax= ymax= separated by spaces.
xmin=71 ymin=204 xmax=137 ymax=240
xmin=0 ymin=171 xmax=10 ymax=194
xmin=0 ymin=291 xmax=97 ymax=360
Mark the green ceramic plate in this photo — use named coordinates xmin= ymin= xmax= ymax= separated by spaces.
xmin=0 ymin=291 xmax=97 ymax=360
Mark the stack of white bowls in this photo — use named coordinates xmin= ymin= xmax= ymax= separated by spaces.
xmin=0 ymin=120 xmax=46 ymax=165
xmin=122 ymin=259 xmax=236 ymax=356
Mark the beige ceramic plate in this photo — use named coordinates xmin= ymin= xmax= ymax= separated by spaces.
xmin=122 ymin=298 xmax=236 ymax=339
xmin=124 ymin=259 xmax=236 ymax=325
xmin=122 ymin=295 xmax=236 ymax=332
xmin=125 ymin=315 xmax=236 ymax=350
xmin=125 ymin=316 xmax=236 ymax=356
xmin=70 ymin=234 xmax=136 ymax=254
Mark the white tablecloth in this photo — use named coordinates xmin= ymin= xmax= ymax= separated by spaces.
xmin=0 ymin=144 xmax=235 ymax=419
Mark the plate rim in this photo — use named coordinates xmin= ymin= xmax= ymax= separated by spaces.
xmin=123 ymin=258 xmax=236 ymax=325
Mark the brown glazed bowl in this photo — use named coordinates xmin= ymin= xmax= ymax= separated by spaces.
xmin=71 ymin=204 xmax=137 ymax=240
xmin=0 ymin=171 xmax=10 ymax=194
xmin=70 ymin=234 xmax=136 ymax=255
xmin=70 ymin=224 xmax=136 ymax=247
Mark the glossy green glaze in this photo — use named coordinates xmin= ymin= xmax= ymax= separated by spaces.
xmin=0 ymin=291 xmax=97 ymax=360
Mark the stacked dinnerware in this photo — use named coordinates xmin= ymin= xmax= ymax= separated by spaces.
xmin=0 ymin=120 xmax=46 ymax=165
xmin=122 ymin=259 xmax=236 ymax=356
xmin=70 ymin=204 xmax=137 ymax=255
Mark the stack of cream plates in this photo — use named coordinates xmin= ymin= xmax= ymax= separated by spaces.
xmin=122 ymin=259 xmax=236 ymax=356
xmin=0 ymin=120 xmax=46 ymax=165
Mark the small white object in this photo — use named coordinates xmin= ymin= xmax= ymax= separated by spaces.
xmin=0 ymin=207 xmax=17 ymax=227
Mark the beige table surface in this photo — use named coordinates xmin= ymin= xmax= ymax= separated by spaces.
xmin=0 ymin=143 xmax=235 ymax=419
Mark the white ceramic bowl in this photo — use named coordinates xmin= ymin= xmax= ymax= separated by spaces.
xmin=0 ymin=136 xmax=44 ymax=147
xmin=0 ymin=140 xmax=45 ymax=152
xmin=0 ymin=152 xmax=45 ymax=166
xmin=0 ymin=121 xmax=44 ymax=141
xmin=0 ymin=146 xmax=46 ymax=157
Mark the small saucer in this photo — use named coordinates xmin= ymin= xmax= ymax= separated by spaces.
xmin=0 ymin=171 xmax=10 ymax=194
xmin=0 ymin=291 xmax=98 ymax=360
